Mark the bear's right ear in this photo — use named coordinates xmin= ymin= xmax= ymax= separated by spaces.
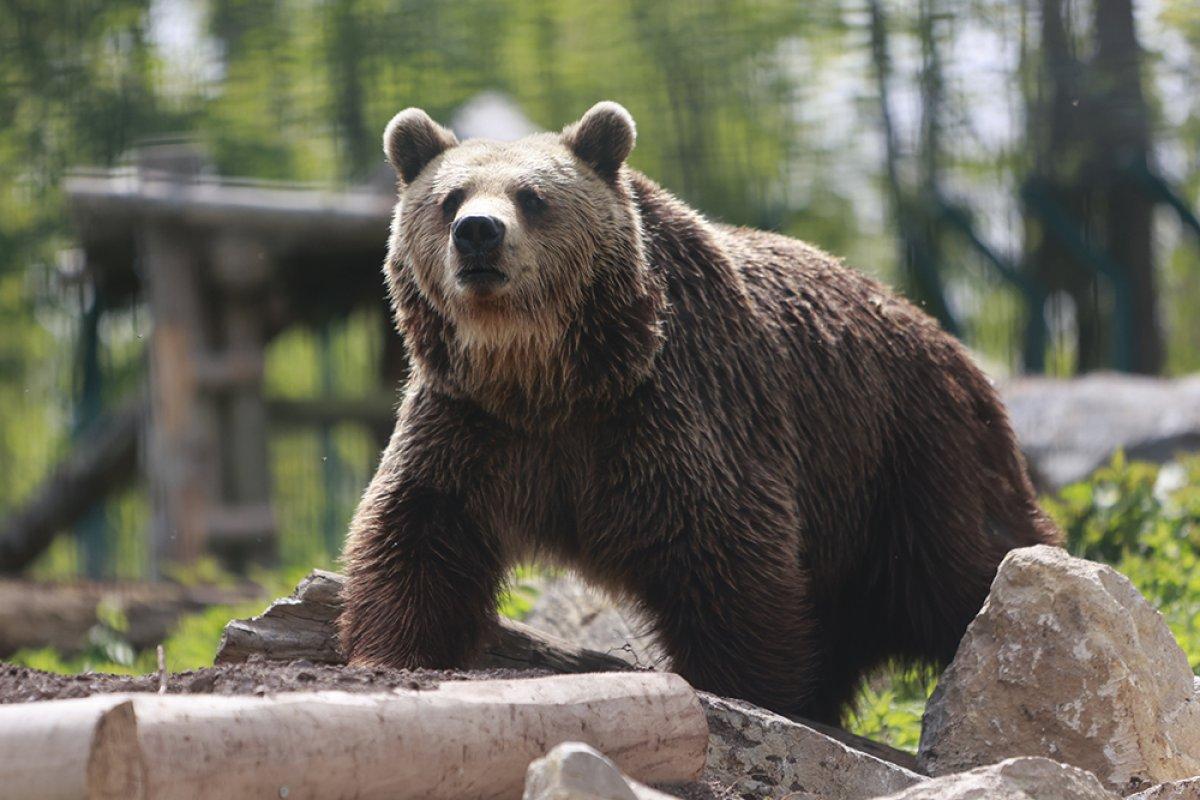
xmin=383 ymin=108 xmax=459 ymax=185
xmin=562 ymin=101 xmax=636 ymax=182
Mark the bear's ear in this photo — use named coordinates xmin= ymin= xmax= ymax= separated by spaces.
xmin=562 ymin=101 xmax=636 ymax=182
xmin=383 ymin=108 xmax=459 ymax=185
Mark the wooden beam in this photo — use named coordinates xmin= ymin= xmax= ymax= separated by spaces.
xmin=0 ymin=397 xmax=140 ymax=572
xmin=65 ymin=170 xmax=392 ymax=245
xmin=211 ymin=233 xmax=276 ymax=567
xmin=264 ymin=395 xmax=395 ymax=430
xmin=139 ymin=223 xmax=218 ymax=572
xmin=0 ymin=577 xmax=260 ymax=656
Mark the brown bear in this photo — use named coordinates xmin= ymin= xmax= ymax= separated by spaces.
xmin=338 ymin=101 xmax=1060 ymax=724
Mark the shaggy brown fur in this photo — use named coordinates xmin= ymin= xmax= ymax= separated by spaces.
xmin=339 ymin=102 xmax=1060 ymax=724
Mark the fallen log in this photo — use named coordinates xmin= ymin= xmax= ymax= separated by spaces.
xmin=0 ymin=578 xmax=261 ymax=657
xmin=215 ymin=569 xmax=635 ymax=673
xmin=218 ymin=570 xmax=923 ymax=775
xmin=0 ymin=673 xmax=707 ymax=800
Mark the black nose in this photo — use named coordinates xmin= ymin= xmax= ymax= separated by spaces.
xmin=452 ymin=215 xmax=505 ymax=255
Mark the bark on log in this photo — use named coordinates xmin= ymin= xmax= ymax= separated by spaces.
xmin=215 ymin=569 xmax=635 ymax=673
xmin=0 ymin=674 xmax=707 ymax=800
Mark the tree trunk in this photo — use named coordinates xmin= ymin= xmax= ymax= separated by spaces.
xmin=1094 ymin=0 xmax=1161 ymax=374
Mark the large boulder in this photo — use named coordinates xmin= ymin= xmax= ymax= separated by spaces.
xmin=1002 ymin=373 xmax=1200 ymax=490
xmin=919 ymin=545 xmax=1200 ymax=795
xmin=522 ymin=574 xmax=662 ymax=669
xmin=701 ymin=693 xmax=923 ymax=799
xmin=873 ymin=757 xmax=1117 ymax=800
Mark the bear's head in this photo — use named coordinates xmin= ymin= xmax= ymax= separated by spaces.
xmin=382 ymin=101 xmax=664 ymax=426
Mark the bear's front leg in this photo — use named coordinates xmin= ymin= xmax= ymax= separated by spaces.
xmin=338 ymin=393 xmax=505 ymax=669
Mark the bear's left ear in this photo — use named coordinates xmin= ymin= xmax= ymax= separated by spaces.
xmin=562 ymin=101 xmax=636 ymax=182
xmin=383 ymin=108 xmax=459 ymax=185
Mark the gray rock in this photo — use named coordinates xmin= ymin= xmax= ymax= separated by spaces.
xmin=1002 ymin=373 xmax=1200 ymax=489
xmin=919 ymin=546 xmax=1200 ymax=795
xmin=522 ymin=574 xmax=663 ymax=669
xmin=873 ymin=757 xmax=1117 ymax=800
xmin=523 ymin=741 xmax=681 ymax=800
xmin=1127 ymin=777 xmax=1200 ymax=800
xmin=700 ymin=693 xmax=923 ymax=799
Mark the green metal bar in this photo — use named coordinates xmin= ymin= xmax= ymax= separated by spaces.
xmin=934 ymin=196 xmax=1047 ymax=372
xmin=897 ymin=207 xmax=961 ymax=337
xmin=1127 ymin=161 xmax=1200 ymax=242
xmin=1020 ymin=181 xmax=1135 ymax=372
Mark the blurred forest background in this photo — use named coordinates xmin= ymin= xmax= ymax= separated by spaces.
xmin=1 ymin=0 xmax=1198 ymax=745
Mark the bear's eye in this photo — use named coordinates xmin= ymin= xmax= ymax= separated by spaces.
xmin=516 ymin=188 xmax=547 ymax=215
xmin=441 ymin=189 xmax=465 ymax=218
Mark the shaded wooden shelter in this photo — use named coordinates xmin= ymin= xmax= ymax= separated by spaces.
xmin=2 ymin=144 xmax=402 ymax=574
xmin=0 ymin=93 xmax=540 ymax=577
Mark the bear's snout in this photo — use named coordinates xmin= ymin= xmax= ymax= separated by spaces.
xmin=453 ymin=215 xmax=506 ymax=257
xmin=451 ymin=214 xmax=509 ymax=292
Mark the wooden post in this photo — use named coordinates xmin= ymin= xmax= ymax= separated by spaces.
xmin=137 ymin=144 xmax=220 ymax=575
xmin=140 ymin=222 xmax=217 ymax=575
xmin=209 ymin=231 xmax=276 ymax=568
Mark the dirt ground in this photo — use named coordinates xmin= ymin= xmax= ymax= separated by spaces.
xmin=0 ymin=658 xmax=548 ymax=703
xmin=0 ymin=658 xmax=729 ymax=798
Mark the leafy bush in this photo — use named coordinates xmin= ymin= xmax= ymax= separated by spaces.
xmin=1043 ymin=452 xmax=1200 ymax=671
xmin=849 ymin=670 xmax=933 ymax=753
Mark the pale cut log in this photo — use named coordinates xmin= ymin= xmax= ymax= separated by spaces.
xmin=0 ymin=693 xmax=133 ymax=800
xmin=0 ymin=673 xmax=705 ymax=800
xmin=215 ymin=569 xmax=635 ymax=672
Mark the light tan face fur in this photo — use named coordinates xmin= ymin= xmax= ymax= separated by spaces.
xmin=396 ymin=134 xmax=629 ymax=353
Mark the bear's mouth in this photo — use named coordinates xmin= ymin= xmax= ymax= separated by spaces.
xmin=456 ymin=259 xmax=508 ymax=291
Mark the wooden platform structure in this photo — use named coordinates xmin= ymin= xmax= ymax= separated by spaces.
xmin=0 ymin=96 xmax=540 ymax=577
xmin=5 ymin=145 xmax=403 ymax=574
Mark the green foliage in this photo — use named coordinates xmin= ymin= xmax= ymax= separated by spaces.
xmin=848 ymin=668 xmax=934 ymax=753
xmin=1044 ymin=452 xmax=1200 ymax=671
xmin=498 ymin=566 xmax=541 ymax=621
